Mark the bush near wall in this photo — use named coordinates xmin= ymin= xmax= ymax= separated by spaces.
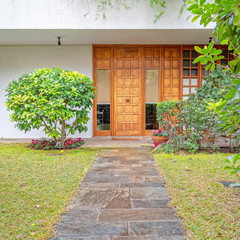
xmin=155 ymin=67 xmax=236 ymax=154
xmin=5 ymin=68 xmax=95 ymax=148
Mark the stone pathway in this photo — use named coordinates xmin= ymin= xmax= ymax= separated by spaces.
xmin=53 ymin=147 xmax=184 ymax=240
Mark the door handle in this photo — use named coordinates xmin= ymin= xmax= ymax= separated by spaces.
xmin=126 ymin=97 xmax=130 ymax=102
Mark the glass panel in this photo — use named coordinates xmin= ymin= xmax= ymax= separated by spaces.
xmin=222 ymin=50 xmax=228 ymax=58
xmin=96 ymin=70 xmax=110 ymax=131
xmin=145 ymin=70 xmax=159 ymax=103
xmin=97 ymin=105 xmax=110 ymax=130
xmin=183 ymin=87 xmax=189 ymax=94
xmin=191 ymin=60 xmax=197 ymax=68
xmin=183 ymin=69 xmax=190 ymax=76
xmin=183 ymin=60 xmax=190 ymax=67
xmin=191 ymin=78 xmax=198 ymax=85
xmin=221 ymin=59 xmax=228 ymax=66
xmin=202 ymin=79 xmax=206 ymax=85
xmin=146 ymin=104 xmax=159 ymax=130
xmin=145 ymin=70 xmax=159 ymax=130
xmin=191 ymin=87 xmax=197 ymax=94
xmin=191 ymin=50 xmax=198 ymax=58
xmin=191 ymin=69 xmax=198 ymax=76
xmin=183 ymin=50 xmax=190 ymax=58
xmin=202 ymin=69 xmax=208 ymax=76
xmin=183 ymin=79 xmax=189 ymax=86
xmin=96 ymin=70 xmax=110 ymax=103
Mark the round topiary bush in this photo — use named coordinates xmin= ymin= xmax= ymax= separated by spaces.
xmin=5 ymin=68 xmax=95 ymax=146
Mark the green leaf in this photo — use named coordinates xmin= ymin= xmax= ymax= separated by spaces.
xmin=233 ymin=13 xmax=240 ymax=26
xmin=225 ymin=88 xmax=236 ymax=99
xmin=232 ymin=79 xmax=240 ymax=85
xmin=207 ymin=41 xmax=214 ymax=53
xmin=194 ymin=46 xmax=204 ymax=53
xmin=192 ymin=15 xmax=200 ymax=22
xmin=210 ymin=64 xmax=215 ymax=71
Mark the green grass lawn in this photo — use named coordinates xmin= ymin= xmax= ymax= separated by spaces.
xmin=0 ymin=143 xmax=98 ymax=240
xmin=154 ymin=153 xmax=240 ymax=240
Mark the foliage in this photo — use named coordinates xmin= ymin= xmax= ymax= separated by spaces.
xmin=154 ymin=153 xmax=240 ymax=239
xmin=187 ymin=0 xmax=240 ymax=74
xmin=187 ymin=0 xmax=240 ymax=137
xmin=64 ymin=138 xmax=85 ymax=149
xmin=5 ymin=68 xmax=95 ymax=145
xmin=93 ymin=0 xmax=187 ymax=22
xmin=224 ymin=154 xmax=240 ymax=186
xmin=153 ymin=142 xmax=174 ymax=154
xmin=187 ymin=0 xmax=240 ymax=135
xmin=156 ymin=99 xmax=219 ymax=153
xmin=195 ymin=66 xmax=232 ymax=101
xmin=30 ymin=138 xmax=84 ymax=150
xmin=208 ymin=78 xmax=240 ymax=135
xmin=0 ymin=143 xmax=97 ymax=240
xmin=152 ymin=129 xmax=168 ymax=136
xmin=30 ymin=139 xmax=56 ymax=150
xmin=156 ymin=100 xmax=180 ymax=143
xmin=156 ymin=68 xmax=231 ymax=153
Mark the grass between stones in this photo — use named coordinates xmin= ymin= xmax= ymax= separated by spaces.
xmin=0 ymin=143 xmax=98 ymax=240
xmin=154 ymin=153 xmax=240 ymax=240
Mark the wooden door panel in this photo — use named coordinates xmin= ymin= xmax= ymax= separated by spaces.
xmin=163 ymin=47 xmax=180 ymax=101
xmin=114 ymin=47 xmax=142 ymax=136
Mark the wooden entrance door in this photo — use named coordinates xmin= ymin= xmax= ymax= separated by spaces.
xmin=114 ymin=47 xmax=142 ymax=136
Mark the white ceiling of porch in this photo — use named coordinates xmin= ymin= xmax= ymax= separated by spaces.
xmin=0 ymin=29 xmax=215 ymax=45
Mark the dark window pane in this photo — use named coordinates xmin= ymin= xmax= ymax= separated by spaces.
xmin=222 ymin=50 xmax=228 ymax=58
xmin=191 ymin=69 xmax=198 ymax=76
xmin=146 ymin=104 xmax=159 ymax=130
xmin=191 ymin=50 xmax=198 ymax=58
xmin=97 ymin=104 xmax=110 ymax=130
xmin=221 ymin=59 xmax=228 ymax=66
xmin=183 ymin=69 xmax=190 ymax=76
xmin=183 ymin=50 xmax=190 ymax=58
xmin=191 ymin=60 xmax=197 ymax=68
xmin=183 ymin=60 xmax=190 ymax=67
xmin=202 ymin=69 xmax=208 ymax=76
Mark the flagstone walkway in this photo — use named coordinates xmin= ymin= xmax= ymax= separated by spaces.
xmin=53 ymin=147 xmax=184 ymax=240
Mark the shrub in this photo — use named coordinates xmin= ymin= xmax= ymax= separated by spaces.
xmin=5 ymin=68 xmax=95 ymax=145
xmin=153 ymin=142 xmax=174 ymax=154
xmin=156 ymin=68 xmax=231 ymax=153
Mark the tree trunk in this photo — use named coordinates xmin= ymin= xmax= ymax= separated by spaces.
xmin=60 ymin=119 xmax=66 ymax=146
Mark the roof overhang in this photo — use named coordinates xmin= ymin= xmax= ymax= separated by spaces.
xmin=0 ymin=29 xmax=214 ymax=45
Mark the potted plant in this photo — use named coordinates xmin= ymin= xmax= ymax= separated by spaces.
xmin=152 ymin=129 xmax=169 ymax=144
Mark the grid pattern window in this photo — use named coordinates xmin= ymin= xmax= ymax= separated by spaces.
xmin=201 ymin=49 xmax=234 ymax=85
xmin=182 ymin=49 xmax=198 ymax=100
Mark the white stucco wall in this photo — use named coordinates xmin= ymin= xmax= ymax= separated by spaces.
xmin=0 ymin=46 xmax=93 ymax=138
xmin=0 ymin=0 xmax=213 ymax=30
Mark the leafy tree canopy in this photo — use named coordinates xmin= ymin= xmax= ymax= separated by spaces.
xmin=5 ymin=68 xmax=95 ymax=145
xmin=187 ymin=0 xmax=240 ymax=136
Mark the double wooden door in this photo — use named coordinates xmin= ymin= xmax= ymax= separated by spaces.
xmin=114 ymin=47 xmax=142 ymax=136
xmin=93 ymin=45 xmax=181 ymax=137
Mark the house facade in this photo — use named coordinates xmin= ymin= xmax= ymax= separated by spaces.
xmin=0 ymin=0 xmax=229 ymax=138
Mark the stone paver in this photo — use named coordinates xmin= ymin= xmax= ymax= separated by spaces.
xmin=53 ymin=147 xmax=184 ymax=240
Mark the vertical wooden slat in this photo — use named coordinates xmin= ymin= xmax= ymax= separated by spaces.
xmin=179 ymin=45 xmax=183 ymax=100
